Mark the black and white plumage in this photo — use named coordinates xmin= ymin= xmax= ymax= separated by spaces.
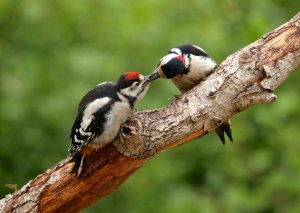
xmin=69 ymin=72 xmax=159 ymax=177
xmin=155 ymin=44 xmax=233 ymax=144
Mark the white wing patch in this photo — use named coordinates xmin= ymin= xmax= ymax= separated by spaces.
xmin=81 ymin=97 xmax=111 ymax=131
xmin=192 ymin=45 xmax=207 ymax=54
xmin=97 ymin=81 xmax=112 ymax=87
xmin=74 ymin=135 xmax=84 ymax=143
xmin=79 ymin=128 xmax=92 ymax=136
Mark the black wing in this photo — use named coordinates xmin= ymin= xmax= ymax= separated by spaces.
xmin=68 ymin=82 xmax=118 ymax=156
xmin=170 ymin=44 xmax=209 ymax=57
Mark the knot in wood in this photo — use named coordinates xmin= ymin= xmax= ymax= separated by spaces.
xmin=120 ymin=119 xmax=139 ymax=137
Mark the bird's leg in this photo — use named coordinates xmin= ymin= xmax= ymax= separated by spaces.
xmin=215 ymin=127 xmax=225 ymax=144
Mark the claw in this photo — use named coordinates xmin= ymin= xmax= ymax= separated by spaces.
xmin=215 ymin=120 xmax=233 ymax=144
xmin=215 ymin=127 xmax=225 ymax=144
xmin=224 ymin=124 xmax=233 ymax=142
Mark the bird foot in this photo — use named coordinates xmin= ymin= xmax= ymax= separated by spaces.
xmin=215 ymin=120 xmax=233 ymax=144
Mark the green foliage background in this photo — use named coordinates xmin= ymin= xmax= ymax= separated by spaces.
xmin=1 ymin=0 xmax=299 ymax=212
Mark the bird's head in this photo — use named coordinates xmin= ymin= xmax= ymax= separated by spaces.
xmin=116 ymin=71 xmax=159 ymax=101
xmin=155 ymin=53 xmax=187 ymax=79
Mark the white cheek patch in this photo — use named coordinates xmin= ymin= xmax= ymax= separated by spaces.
xmin=74 ymin=135 xmax=84 ymax=143
xmin=81 ymin=97 xmax=111 ymax=131
xmin=79 ymin=128 xmax=92 ymax=136
xmin=119 ymin=83 xmax=148 ymax=103
xmin=120 ymin=87 xmax=138 ymax=98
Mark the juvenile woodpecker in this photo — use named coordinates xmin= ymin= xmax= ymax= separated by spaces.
xmin=69 ymin=72 xmax=159 ymax=177
xmin=155 ymin=44 xmax=233 ymax=144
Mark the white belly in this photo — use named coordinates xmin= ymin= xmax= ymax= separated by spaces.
xmin=172 ymin=55 xmax=216 ymax=92
xmin=93 ymin=101 xmax=133 ymax=147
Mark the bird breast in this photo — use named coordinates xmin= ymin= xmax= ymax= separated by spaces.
xmin=93 ymin=101 xmax=133 ymax=147
xmin=172 ymin=55 xmax=216 ymax=93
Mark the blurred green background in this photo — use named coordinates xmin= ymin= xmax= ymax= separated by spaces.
xmin=1 ymin=0 xmax=299 ymax=212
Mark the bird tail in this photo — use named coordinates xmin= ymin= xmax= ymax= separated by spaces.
xmin=70 ymin=152 xmax=85 ymax=177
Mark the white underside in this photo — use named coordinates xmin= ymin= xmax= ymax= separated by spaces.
xmin=172 ymin=55 xmax=216 ymax=92
xmin=92 ymin=100 xmax=133 ymax=148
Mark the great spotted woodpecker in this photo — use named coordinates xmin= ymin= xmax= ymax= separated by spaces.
xmin=69 ymin=72 xmax=159 ymax=176
xmin=154 ymin=44 xmax=233 ymax=144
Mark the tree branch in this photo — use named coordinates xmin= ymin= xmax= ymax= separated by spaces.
xmin=1 ymin=12 xmax=299 ymax=213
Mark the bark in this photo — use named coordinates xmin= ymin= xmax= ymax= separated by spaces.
xmin=1 ymin=12 xmax=300 ymax=213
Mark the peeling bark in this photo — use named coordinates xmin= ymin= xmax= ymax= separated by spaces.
xmin=1 ymin=12 xmax=299 ymax=213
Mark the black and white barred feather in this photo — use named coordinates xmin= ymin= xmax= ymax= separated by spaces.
xmin=68 ymin=72 xmax=158 ymax=177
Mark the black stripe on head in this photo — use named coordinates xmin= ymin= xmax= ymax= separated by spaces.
xmin=171 ymin=44 xmax=209 ymax=57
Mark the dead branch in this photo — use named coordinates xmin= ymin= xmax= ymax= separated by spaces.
xmin=1 ymin=12 xmax=299 ymax=213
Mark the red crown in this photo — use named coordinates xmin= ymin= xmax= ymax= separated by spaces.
xmin=124 ymin=72 xmax=140 ymax=80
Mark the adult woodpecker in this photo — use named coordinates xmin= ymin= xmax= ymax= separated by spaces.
xmin=154 ymin=44 xmax=233 ymax=144
xmin=69 ymin=72 xmax=159 ymax=177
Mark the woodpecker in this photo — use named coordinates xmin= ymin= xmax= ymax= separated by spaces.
xmin=155 ymin=44 xmax=233 ymax=144
xmin=69 ymin=72 xmax=159 ymax=177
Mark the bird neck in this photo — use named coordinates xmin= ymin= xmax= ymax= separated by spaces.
xmin=116 ymin=91 xmax=135 ymax=109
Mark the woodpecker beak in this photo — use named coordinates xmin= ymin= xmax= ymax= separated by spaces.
xmin=141 ymin=72 xmax=160 ymax=89
xmin=144 ymin=72 xmax=160 ymax=83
